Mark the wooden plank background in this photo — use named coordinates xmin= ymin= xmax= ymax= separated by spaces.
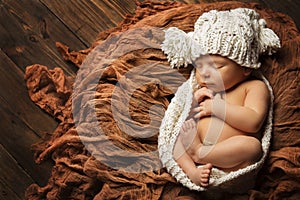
xmin=0 ymin=0 xmax=299 ymax=199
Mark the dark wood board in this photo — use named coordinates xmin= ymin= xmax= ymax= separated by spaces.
xmin=0 ymin=0 xmax=83 ymax=75
xmin=0 ymin=144 xmax=34 ymax=199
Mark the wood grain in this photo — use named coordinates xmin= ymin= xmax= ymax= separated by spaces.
xmin=41 ymin=0 xmax=122 ymax=45
xmin=0 ymin=144 xmax=33 ymax=199
xmin=0 ymin=180 xmax=22 ymax=200
xmin=0 ymin=51 xmax=57 ymax=137
xmin=0 ymin=51 xmax=54 ymax=187
xmin=0 ymin=99 xmax=53 ymax=185
xmin=0 ymin=0 xmax=82 ymax=75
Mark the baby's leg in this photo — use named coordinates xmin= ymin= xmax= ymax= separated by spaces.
xmin=178 ymin=119 xmax=202 ymax=155
xmin=192 ymin=135 xmax=262 ymax=170
xmin=174 ymin=144 xmax=212 ymax=187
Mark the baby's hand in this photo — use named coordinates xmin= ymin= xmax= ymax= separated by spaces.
xmin=193 ymin=93 xmax=223 ymax=119
xmin=193 ymin=98 xmax=212 ymax=119
xmin=193 ymin=87 xmax=214 ymax=103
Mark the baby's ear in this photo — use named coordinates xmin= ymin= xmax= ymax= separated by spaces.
xmin=243 ymin=68 xmax=253 ymax=76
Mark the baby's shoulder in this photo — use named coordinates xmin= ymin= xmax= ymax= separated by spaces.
xmin=242 ymin=79 xmax=267 ymax=88
xmin=241 ymin=78 xmax=269 ymax=94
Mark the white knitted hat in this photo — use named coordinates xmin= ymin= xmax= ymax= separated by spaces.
xmin=161 ymin=8 xmax=281 ymax=68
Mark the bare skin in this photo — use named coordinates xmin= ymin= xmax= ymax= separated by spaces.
xmin=173 ymin=128 xmax=212 ymax=187
xmin=173 ymin=55 xmax=269 ymax=187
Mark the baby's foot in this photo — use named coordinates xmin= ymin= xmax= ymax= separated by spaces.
xmin=188 ymin=163 xmax=213 ymax=187
xmin=179 ymin=119 xmax=201 ymax=156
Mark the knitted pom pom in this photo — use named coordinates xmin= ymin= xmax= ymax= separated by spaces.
xmin=161 ymin=27 xmax=193 ymax=68
xmin=258 ymin=19 xmax=281 ymax=55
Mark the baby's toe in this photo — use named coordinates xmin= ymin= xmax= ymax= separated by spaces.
xmin=189 ymin=119 xmax=197 ymax=128
xmin=203 ymin=163 xmax=213 ymax=170
xmin=200 ymin=177 xmax=209 ymax=187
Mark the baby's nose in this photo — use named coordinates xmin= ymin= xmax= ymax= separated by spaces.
xmin=199 ymin=67 xmax=211 ymax=78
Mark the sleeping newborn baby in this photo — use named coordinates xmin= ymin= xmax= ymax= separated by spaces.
xmin=173 ymin=54 xmax=269 ymax=187
xmin=160 ymin=8 xmax=280 ymax=189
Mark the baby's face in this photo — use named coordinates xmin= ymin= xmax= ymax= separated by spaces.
xmin=194 ymin=55 xmax=249 ymax=92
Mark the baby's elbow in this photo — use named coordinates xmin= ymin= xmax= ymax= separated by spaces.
xmin=245 ymin=110 xmax=267 ymax=133
xmin=247 ymin=120 xmax=264 ymax=133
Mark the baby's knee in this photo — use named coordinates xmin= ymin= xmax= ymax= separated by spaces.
xmin=243 ymin=137 xmax=262 ymax=163
xmin=234 ymin=136 xmax=262 ymax=162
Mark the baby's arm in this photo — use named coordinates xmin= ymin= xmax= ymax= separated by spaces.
xmin=198 ymin=81 xmax=270 ymax=133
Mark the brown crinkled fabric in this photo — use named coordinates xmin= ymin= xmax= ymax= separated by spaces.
xmin=25 ymin=1 xmax=300 ymax=199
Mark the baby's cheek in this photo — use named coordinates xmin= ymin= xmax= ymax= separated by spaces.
xmin=195 ymin=69 xmax=203 ymax=82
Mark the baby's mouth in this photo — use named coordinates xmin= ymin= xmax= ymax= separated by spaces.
xmin=200 ymin=82 xmax=215 ymax=87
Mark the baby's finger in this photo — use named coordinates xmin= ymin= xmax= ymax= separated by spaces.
xmin=193 ymin=107 xmax=201 ymax=113
xmin=194 ymin=89 xmax=213 ymax=102
xmin=193 ymin=112 xmax=201 ymax=119
xmin=193 ymin=110 xmax=208 ymax=119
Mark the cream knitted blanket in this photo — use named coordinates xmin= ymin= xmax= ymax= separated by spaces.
xmin=158 ymin=70 xmax=273 ymax=192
